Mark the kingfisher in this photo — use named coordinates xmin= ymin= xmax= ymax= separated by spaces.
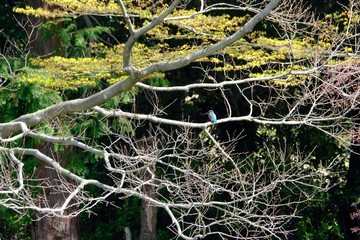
xmin=206 ymin=110 xmax=217 ymax=124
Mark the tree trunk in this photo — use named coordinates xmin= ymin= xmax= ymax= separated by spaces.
xmin=339 ymin=119 xmax=360 ymax=240
xmin=139 ymin=165 xmax=158 ymax=240
xmin=139 ymin=200 xmax=158 ymax=240
xmin=26 ymin=0 xmax=62 ymax=55
xmin=139 ymin=186 xmax=158 ymax=240
xmin=26 ymin=1 xmax=78 ymax=238
xmin=32 ymin=214 xmax=78 ymax=240
xmin=32 ymin=144 xmax=79 ymax=240
xmin=137 ymin=136 xmax=158 ymax=240
xmin=124 ymin=227 xmax=132 ymax=240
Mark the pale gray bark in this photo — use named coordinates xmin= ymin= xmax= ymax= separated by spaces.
xmin=124 ymin=227 xmax=132 ymax=240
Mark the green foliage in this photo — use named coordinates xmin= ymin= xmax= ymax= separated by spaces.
xmin=101 ymin=90 xmax=138 ymax=108
xmin=147 ymin=77 xmax=172 ymax=87
xmin=70 ymin=115 xmax=104 ymax=139
xmin=157 ymin=229 xmax=172 ymax=240
xmin=111 ymin=117 xmax=135 ymax=136
xmin=0 ymin=82 xmax=62 ymax=121
xmin=0 ymin=206 xmax=31 ymax=239
xmin=67 ymin=151 xmax=93 ymax=176
xmin=294 ymin=192 xmax=344 ymax=240
xmin=0 ymin=57 xmax=26 ymax=81
xmin=296 ymin=217 xmax=343 ymax=240
xmin=40 ymin=18 xmax=112 ymax=56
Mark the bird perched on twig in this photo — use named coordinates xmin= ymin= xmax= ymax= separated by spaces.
xmin=206 ymin=110 xmax=217 ymax=124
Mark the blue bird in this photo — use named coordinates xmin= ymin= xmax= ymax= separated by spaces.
xmin=207 ymin=110 xmax=217 ymax=124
